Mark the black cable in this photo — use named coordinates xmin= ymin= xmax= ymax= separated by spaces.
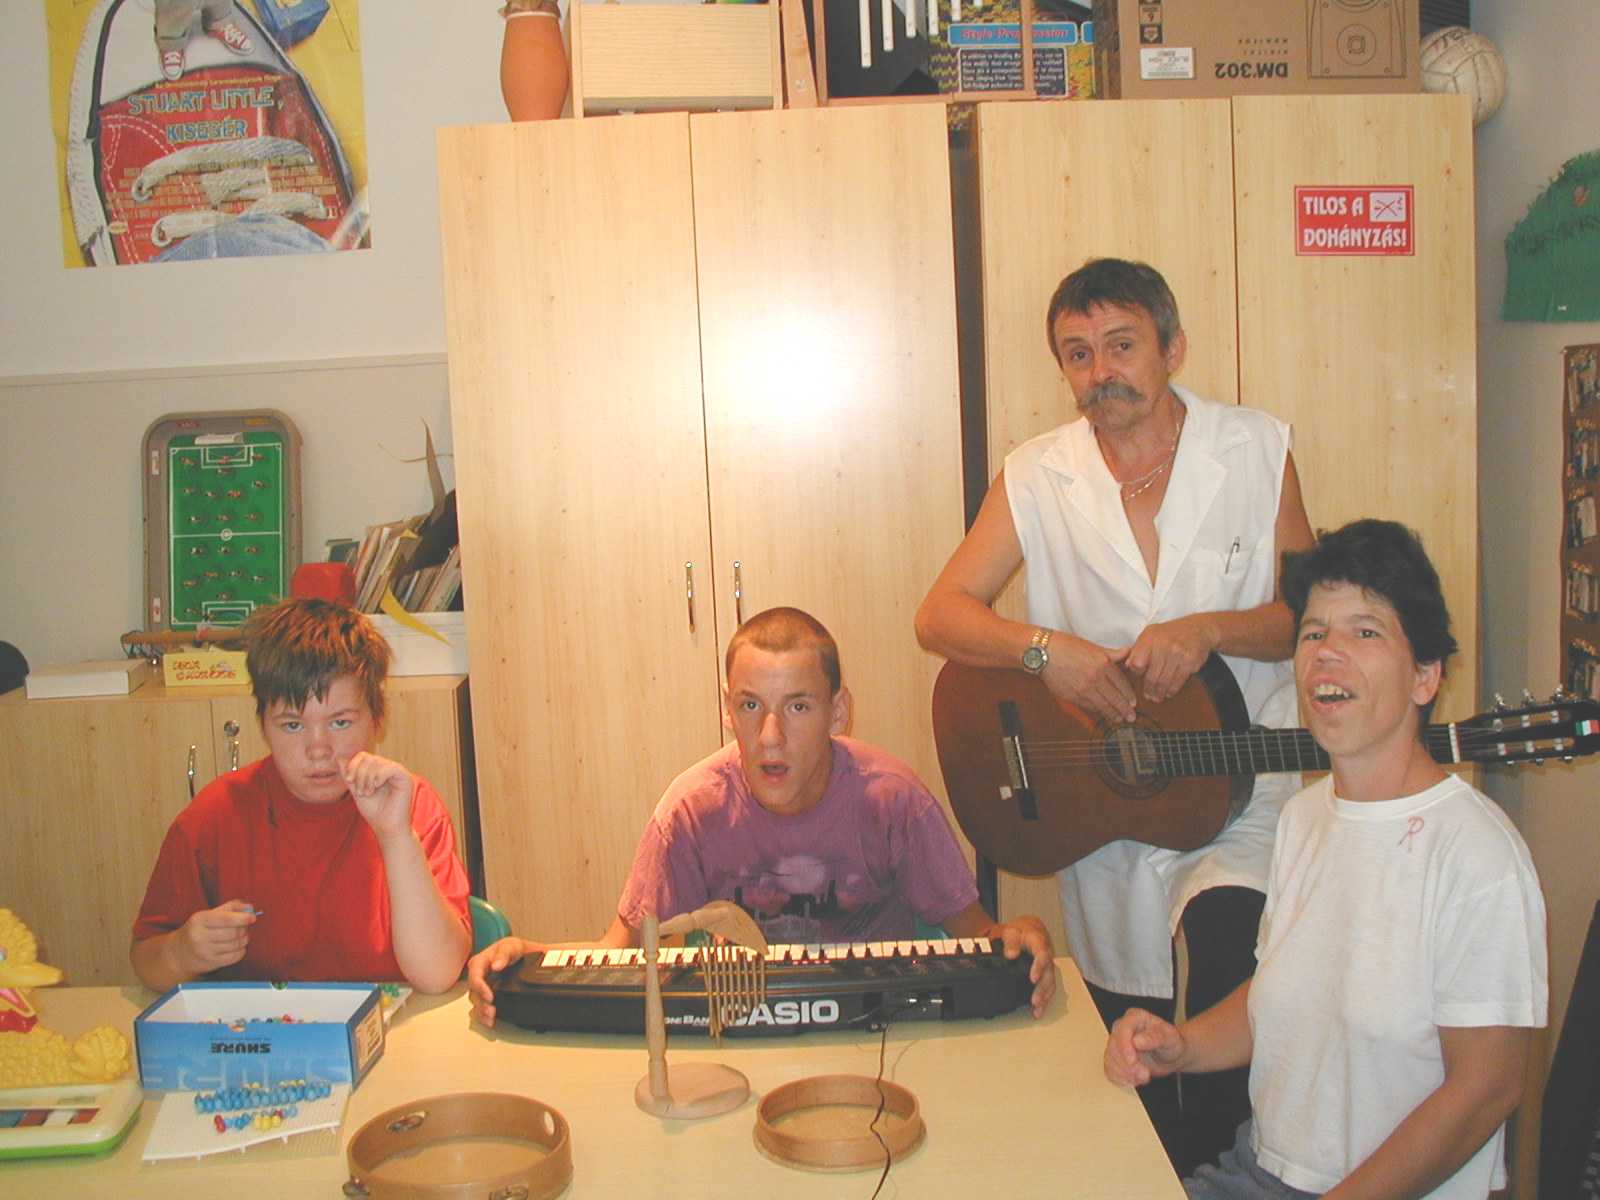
xmin=859 ymin=999 xmax=920 ymax=1199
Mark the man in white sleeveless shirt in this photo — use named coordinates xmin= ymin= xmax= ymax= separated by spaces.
xmin=917 ymin=258 xmax=1313 ymax=1174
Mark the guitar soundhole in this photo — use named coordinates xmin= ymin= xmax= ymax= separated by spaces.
xmin=1096 ymin=718 xmax=1167 ymax=799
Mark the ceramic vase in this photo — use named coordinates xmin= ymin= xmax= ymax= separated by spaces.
xmin=500 ymin=7 xmax=569 ymax=121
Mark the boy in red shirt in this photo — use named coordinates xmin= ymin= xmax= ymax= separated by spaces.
xmin=131 ymin=598 xmax=471 ymax=993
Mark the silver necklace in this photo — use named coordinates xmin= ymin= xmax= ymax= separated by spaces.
xmin=1114 ymin=412 xmax=1184 ymax=504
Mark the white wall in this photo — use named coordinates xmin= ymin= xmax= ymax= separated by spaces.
xmin=1474 ymin=0 xmax=1600 ymax=1187
xmin=1 ymin=2 xmax=505 ymax=374
xmin=0 ymin=2 xmax=512 ymax=666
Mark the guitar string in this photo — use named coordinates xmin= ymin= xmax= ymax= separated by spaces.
xmin=1000 ymin=728 xmax=1509 ymax=750
xmin=1008 ymin=736 xmax=1474 ymax=761
xmin=996 ymin=728 xmax=1505 ymax=770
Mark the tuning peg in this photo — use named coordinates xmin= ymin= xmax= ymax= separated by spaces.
xmin=1553 ymin=685 xmax=1571 ymax=701
xmin=1493 ymin=693 xmax=1509 ymax=711
xmin=1523 ymin=690 xmax=1537 ymax=705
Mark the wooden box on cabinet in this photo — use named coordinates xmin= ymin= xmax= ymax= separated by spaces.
xmin=0 ymin=675 xmax=475 ymax=986
xmin=569 ymin=1 xmax=780 ymax=116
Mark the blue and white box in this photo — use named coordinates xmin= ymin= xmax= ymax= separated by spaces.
xmin=134 ymin=983 xmax=385 ymax=1093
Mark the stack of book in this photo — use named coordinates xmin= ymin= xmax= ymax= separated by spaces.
xmin=348 ymin=518 xmax=462 ymax=614
xmin=391 ymin=544 xmax=462 ymax=613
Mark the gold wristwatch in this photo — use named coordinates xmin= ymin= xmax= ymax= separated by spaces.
xmin=1021 ymin=627 xmax=1051 ymax=674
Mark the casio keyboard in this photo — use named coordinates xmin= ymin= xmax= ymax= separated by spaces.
xmin=490 ymin=937 xmax=1033 ymax=1037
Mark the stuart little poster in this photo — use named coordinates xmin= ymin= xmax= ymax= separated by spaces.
xmin=45 ymin=0 xmax=368 ymax=268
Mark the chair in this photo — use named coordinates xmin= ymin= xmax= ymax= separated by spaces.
xmin=1540 ymin=900 xmax=1600 ymax=1197
xmin=0 ymin=642 xmax=27 ymax=695
xmin=468 ymin=895 xmax=512 ymax=953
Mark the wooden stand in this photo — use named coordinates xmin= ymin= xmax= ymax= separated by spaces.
xmin=634 ymin=908 xmax=764 ymax=1121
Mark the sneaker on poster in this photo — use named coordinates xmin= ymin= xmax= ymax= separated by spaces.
xmin=160 ymin=47 xmax=185 ymax=80
xmin=208 ymin=19 xmax=254 ymax=54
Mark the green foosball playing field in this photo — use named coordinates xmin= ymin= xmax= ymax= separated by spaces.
xmin=143 ymin=412 xmax=302 ymax=633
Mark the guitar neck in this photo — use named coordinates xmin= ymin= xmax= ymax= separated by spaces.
xmin=1160 ymin=724 xmax=1460 ymax=778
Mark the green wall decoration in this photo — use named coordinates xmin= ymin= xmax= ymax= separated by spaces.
xmin=1504 ymin=150 xmax=1600 ymax=322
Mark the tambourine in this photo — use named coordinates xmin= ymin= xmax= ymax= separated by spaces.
xmin=343 ymin=1092 xmax=572 ymax=1199
xmin=754 ymin=1074 xmax=924 ymax=1171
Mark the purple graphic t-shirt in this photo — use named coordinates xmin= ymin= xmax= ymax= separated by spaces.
xmin=616 ymin=738 xmax=977 ymax=944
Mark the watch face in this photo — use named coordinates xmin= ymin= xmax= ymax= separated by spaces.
xmin=1022 ymin=646 xmax=1046 ymax=672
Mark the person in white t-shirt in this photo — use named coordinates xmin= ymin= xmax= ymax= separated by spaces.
xmin=1103 ymin=519 xmax=1548 ymax=1200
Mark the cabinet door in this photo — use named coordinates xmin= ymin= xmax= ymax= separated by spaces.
xmin=689 ymin=104 xmax=964 ymax=815
xmin=974 ymin=98 xmax=1240 ymax=473
xmin=1233 ymin=94 xmax=1478 ymax=715
xmin=0 ymin=691 xmax=217 ymax=985
xmin=207 ymin=692 xmax=267 ymax=779
xmin=439 ymin=116 xmax=723 ymax=941
xmin=972 ymin=99 xmax=1239 ymax=939
xmin=377 ymin=677 xmax=472 ymax=860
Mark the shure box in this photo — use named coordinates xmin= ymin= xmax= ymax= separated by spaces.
xmin=1092 ymin=0 xmax=1419 ymax=99
xmin=134 ymin=982 xmax=384 ymax=1092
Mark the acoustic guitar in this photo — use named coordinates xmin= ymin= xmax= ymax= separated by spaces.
xmin=931 ymin=656 xmax=1600 ymax=877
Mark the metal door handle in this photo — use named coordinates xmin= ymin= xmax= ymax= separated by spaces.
xmin=224 ymin=720 xmax=240 ymax=771
xmin=186 ymin=745 xmax=197 ymax=798
xmin=685 ymin=562 xmax=695 ymax=633
xmin=733 ymin=560 xmax=744 ymax=627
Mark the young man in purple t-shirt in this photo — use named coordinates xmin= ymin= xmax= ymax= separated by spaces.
xmin=468 ymin=607 xmax=1056 ymax=1022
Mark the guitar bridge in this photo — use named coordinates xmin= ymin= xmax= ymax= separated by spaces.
xmin=998 ymin=701 xmax=1038 ymax=821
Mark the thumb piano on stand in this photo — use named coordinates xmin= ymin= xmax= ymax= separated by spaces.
xmin=490 ymin=938 xmax=1033 ymax=1037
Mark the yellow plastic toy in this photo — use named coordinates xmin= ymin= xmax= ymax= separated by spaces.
xmin=0 ymin=908 xmax=130 ymax=1086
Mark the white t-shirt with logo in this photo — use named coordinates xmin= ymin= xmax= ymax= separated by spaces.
xmin=1248 ymin=774 xmax=1548 ymax=1197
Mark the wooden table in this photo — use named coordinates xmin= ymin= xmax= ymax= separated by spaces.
xmin=7 ymin=961 xmax=1182 ymax=1197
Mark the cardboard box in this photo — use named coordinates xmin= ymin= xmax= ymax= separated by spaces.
xmin=369 ymin=612 xmax=469 ymax=677
xmin=135 ymin=983 xmax=385 ymax=1093
xmin=1092 ymin=0 xmax=1419 ymax=99
xmin=161 ymin=646 xmax=250 ymax=688
xmin=24 ymin=658 xmax=153 ymax=699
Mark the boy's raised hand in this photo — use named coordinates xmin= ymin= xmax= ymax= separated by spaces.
xmin=174 ymin=899 xmax=257 ymax=976
xmin=342 ymin=751 xmax=417 ymax=839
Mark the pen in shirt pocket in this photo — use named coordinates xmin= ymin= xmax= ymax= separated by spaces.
xmin=1226 ymin=537 xmax=1241 ymax=572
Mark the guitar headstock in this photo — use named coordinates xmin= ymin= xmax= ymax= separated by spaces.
xmin=1443 ymin=691 xmax=1600 ymax=766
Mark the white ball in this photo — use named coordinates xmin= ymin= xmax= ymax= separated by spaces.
xmin=1420 ymin=26 xmax=1507 ymax=127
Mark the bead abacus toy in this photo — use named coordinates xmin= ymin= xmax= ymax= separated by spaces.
xmin=212 ymin=1107 xmax=297 ymax=1133
xmin=193 ymin=1078 xmax=332 ymax=1115
xmin=195 ymin=1079 xmax=332 ymax=1135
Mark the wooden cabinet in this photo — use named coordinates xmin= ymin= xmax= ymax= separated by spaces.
xmin=437 ymin=105 xmax=963 ymax=941
xmin=0 ymin=675 xmax=475 ymax=986
xmin=972 ymin=94 xmax=1478 ymax=933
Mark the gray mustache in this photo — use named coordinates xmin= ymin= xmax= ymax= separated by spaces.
xmin=1082 ymin=380 xmax=1142 ymax=407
